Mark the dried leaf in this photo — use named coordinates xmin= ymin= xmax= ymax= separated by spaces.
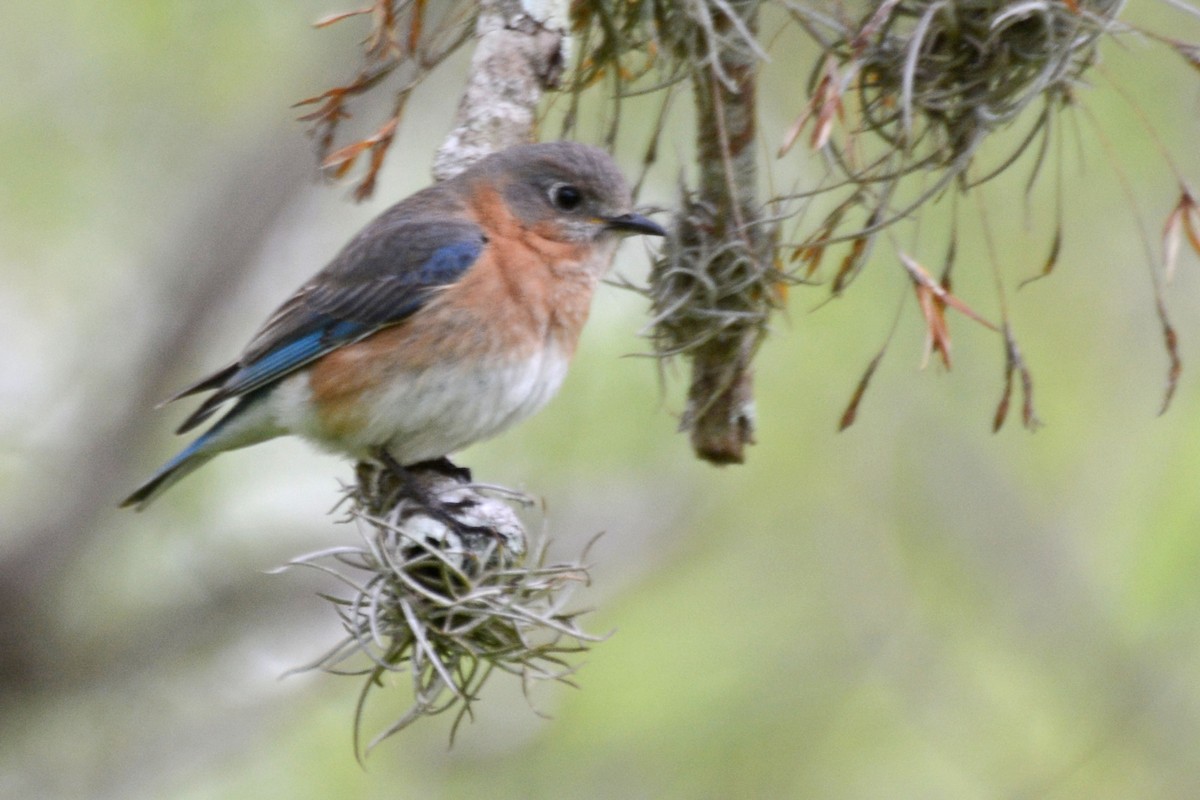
xmin=1020 ymin=227 xmax=1062 ymax=289
xmin=994 ymin=354 xmax=1013 ymax=431
xmin=852 ymin=0 xmax=902 ymax=52
xmin=1181 ymin=189 xmax=1200 ymax=259
xmin=832 ymin=234 xmax=872 ymax=293
xmin=294 ymin=65 xmax=394 ymax=117
xmin=323 ymin=139 xmax=372 ymax=176
xmin=1019 ymin=356 xmax=1039 ymax=430
xmin=1164 ymin=204 xmax=1183 ymax=282
xmin=1156 ymin=297 xmax=1182 ymax=415
xmin=994 ymin=325 xmax=1042 ymax=431
xmin=366 ymin=0 xmax=400 ymax=59
xmin=322 ymin=117 xmax=399 ymax=177
xmin=900 ymin=253 xmax=999 ymax=331
xmin=839 ymin=349 xmax=886 ymax=430
xmin=771 ymin=277 xmax=790 ymax=304
xmin=789 ymin=242 xmax=824 ymax=277
xmin=780 ymin=57 xmax=843 ymax=156
xmin=408 ymin=0 xmax=426 ymax=54
xmin=294 ymin=86 xmax=343 ymax=110
xmin=1162 ymin=187 xmax=1200 ymax=282
xmin=913 ymin=279 xmax=952 ymax=369
xmin=314 ymin=8 xmax=372 ymax=28
xmin=830 ymin=207 xmax=880 ymax=293
xmin=811 ymin=57 xmax=844 ymax=150
xmin=778 ymin=105 xmax=815 ymax=157
xmin=791 ymin=203 xmax=849 ymax=278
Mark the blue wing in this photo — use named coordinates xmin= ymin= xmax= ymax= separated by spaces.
xmin=172 ymin=215 xmax=484 ymax=434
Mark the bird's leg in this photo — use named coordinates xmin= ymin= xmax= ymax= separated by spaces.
xmin=374 ymin=447 xmax=410 ymax=481
xmin=407 ymin=456 xmax=473 ymax=483
xmin=371 ymin=448 xmax=492 ymax=539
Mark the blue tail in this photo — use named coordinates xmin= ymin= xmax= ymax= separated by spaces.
xmin=121 ymin=432 xmax=219 ymax=510
xmin=122 ymin=393 xmax=280 ymax=510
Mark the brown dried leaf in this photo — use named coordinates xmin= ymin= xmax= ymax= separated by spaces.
xmin=294 ymin=86 xmax=343 ymax=109
xmin=852 ymin=0 xmax=902 ymax=52
xmin=294 ymin=65 xmax=394 ymax=117
xmin=791 ymin=204 xmax=850 ymax=278
xmin=803 ymin=247 xmax=825 ymax=278
xmin=994 ymin=325 xmax=1042 ymax=431
xmin=323 ymin=138 xmax=371 ymax=176
xmin=832 ymin=234 xmax=871 ymax=293
xmin=1181 ymin=188 xmax=1200 ymax=259
xmin=1162 ymin=188 xmax=1200 ymax=282
xmin=778 ymin=105 xmax=815 ymax=157
xmin=1164 ymin=204 xmax=1183 ymax=282
xmin=900 ymin=253 xmax=998 ymax=331
xmin=1157 ymin=297 xmax=1182 ymax=415
xmin=770 ymin=276 xmax=790 ymax=304
xmin=365 ymin=0 xmax=399 ymax=59
xmin=994 ymin=356 xmax=1013 ymax=431
xmin=1020 ymin=227 xmax=1061 ymax=289
xmin=313 ymin=8 xmax=372 ymax=28
xmin=408 ymin=0 xmax=426 ymax=54
xmin=779 ymin=57 xmax=843 ymax=156
xmin=914 ymin=280 xmax=952 ymax=369
xmin=811 ymin=57 xmax=843 ymax=151
xmin=321 ymin=117 xmax=399 ymax=177
xmin=839 ymin=349 xmax=886 ymax=431
xmin=1019 ymin=356 xmax=1039 ymax=430
xmin=354 ymin=126 xmax=395 ymax=200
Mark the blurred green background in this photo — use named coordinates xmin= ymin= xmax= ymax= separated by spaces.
xmin=4 ymin=2 xmax=1200 ymax=798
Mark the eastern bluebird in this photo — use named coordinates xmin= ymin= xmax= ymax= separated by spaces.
xmin=122 ymin=141 xmax=664 ymax=510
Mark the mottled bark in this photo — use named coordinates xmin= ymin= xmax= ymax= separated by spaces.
xmin=681 ymin=0 xmax=766 ymax=464
xmin=432 ymin=0 xmax=569 ymax=180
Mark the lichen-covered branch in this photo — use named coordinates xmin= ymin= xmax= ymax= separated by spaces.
xmin=650 ymin=0 xmax=774 ymax=464
xmin=432 ymin=0 xmax=570 ymax=180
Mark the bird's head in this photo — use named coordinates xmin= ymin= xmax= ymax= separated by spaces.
xmin=466 ymin=141 xmax=666 ymax=246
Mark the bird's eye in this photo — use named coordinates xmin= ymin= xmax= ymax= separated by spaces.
xmin=550 ymin=184 xmax=583 ymax=211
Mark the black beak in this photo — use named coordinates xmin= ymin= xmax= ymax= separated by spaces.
xmin=604 ymin=212 xmax=666 ymax=237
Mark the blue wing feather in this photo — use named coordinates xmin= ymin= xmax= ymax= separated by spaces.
xmin=174 ymin=233 xmax=484 ymax=434
xmin=232 ymin=239 xmax=484 ymax=390
xmin=416 ymin=239 xmax=483 ymax=283
xmin=220 ymin=317 xmax=371 ymax=397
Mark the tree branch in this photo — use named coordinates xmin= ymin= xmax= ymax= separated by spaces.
xmin=432 ymin=0 xmax=570 ymax=180
xmin=668 ymin=0 xmax=770 ymax=465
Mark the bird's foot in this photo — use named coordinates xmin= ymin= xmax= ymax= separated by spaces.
xmin=370 ymin=449 xmax=492 ymax=540
xmin=407 ymin=456 xmax=473 ymax=483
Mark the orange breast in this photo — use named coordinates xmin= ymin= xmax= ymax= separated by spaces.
xmin=305 ymin=206 xmax=601 ymax=442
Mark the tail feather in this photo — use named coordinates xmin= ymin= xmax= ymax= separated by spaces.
xmin=157 ymin=362 xmax=238 ymax=409
xmin=120 ymin=437 xmax=216 ymax=511
xmin=122 ymin=393 xmax=280 ymax=510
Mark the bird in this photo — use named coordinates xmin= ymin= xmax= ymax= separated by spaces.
xmin=122 ymin=141 xmax=664 ymax=510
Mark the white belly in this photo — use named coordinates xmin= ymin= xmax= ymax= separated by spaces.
xmin=269 ymin=346 xmax=571 ymax=464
